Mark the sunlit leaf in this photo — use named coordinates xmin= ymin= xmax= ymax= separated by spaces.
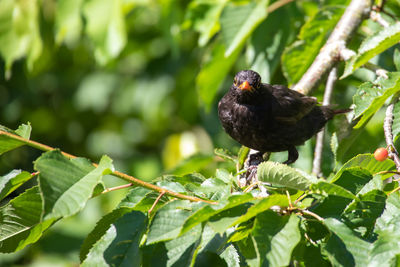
xmin=324 ymin=218 xmax=371 ymax=266
xmin=335 ymin=154 xmax=396 ymax=178
xmin=80 ymin=207 xmax=133 ymax=262
xmin=55 ymin=0 xmax=83 ymax=47
xmin=311 ymin=181 xmax=358 ymax=200
xmin=0 ymin=0 xmax=42 ymax=76
xmin=0 ymin=187 xmax=54 ymax=253
xmin=343 ymin=22 xmax=400 ymax=77
xmin=220 ymin=0 xmax=269 ymax=57
xmin=352 ymin=72 xmax=400 ymax=128
xmin=183 ymin=0 xmax=227 ymax=46
xmin=230 ymin=194 xmax=288 ymax=227
xmin=81 ymin=210 xmax=146 ymax=266
xmin=247 ymin=7 xmax=291 ymax=83
xmin=165 ymin=224 xmax=202 ymax=266
xmin=196 ymin=41 xmax=244 ymax=109
xmin=35 ymin=150 xmax=114 ymax=220
xmin=343 ymin=189 xmax=386 ymax=236
xmin=0 ymin=170 xmax=33 ymax=201
xmin=331 ymin=167 xmax=372 ymax=194
xmin=252 ymin=212 xmax=301 ymax=266
xmin=146 ymin=200 xmax=194 ymax=244
xmin=395 ymin=48 xmax=400 ymax=71
xmin=83 ymin=0 xmax=127 ymax=64
xmin=180 ymin=193 xmax=254 ymax=235
xmin=282 ymin=6 xmax=344 ymax=85
xmin=257 ymin=161 xmax=317 ymax=191
xmin=0 ymin=124 xmax=31 ymax=155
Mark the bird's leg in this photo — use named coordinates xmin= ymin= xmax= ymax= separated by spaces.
xmin=244 ymin=151 xmax=265 ymax=184
xmin=283 ymin=146 xmax=298 ymax=164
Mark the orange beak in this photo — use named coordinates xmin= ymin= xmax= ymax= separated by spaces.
xmin=239 ymin=81 xmax=252 ymax=91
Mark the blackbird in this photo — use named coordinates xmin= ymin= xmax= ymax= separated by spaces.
xmin=218 ymin=70 xmax=348 ymax=164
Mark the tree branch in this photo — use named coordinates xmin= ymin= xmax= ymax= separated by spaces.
xmin=384 ymin=94 xmax=400 ymax=171
xmin=312 ymin=66 xmax=338 ymax=177
xmin=0 ymin=130 xmax=217 ymax=204
xmin=293 ymin=0 xmax=373 ymax=94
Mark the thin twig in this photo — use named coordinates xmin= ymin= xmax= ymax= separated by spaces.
xmin=312 ymin=67 xmax=337 ymax=177
xmin=0 ymin=130 xmax=217 ymax=205
xmin=389 ymin=186 xmax=400 ymax=195
xmin=267 ymin=0 xmax=295 ymax=13
xmin=293 ymin=0 xmax=373 ymax=94
xmin=383 ymin=94 xmax=400 ymax=172
xmin=101 ymin=183 xmax=133 ymax=194
xmin=286 ymin=190 xmax=293 ymax=209
xmin=301 ymin=209 xmax=324 ymax=222
xmin=148 ymin=191 xmax=166 ymax=214
xmin=370 ymin=10 xmax=390 ymax=27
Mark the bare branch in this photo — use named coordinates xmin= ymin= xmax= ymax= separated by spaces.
xmin=0 ymin=130 xmax=217 ymax=205
xmin=293 ymin=0 xmax=373 ymax=94
xmin=384 ymin=94 xmax=400 ymax=171
xmin=312 ymin=67 xmax=338 ymax=177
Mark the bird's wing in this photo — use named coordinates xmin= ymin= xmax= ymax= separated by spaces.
xmin=269 ymin=84 xmax=318 ymax=124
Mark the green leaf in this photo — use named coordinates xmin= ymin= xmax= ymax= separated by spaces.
xmin=282 ymin=6 xmax=344 ymax=85
xmin=0 ymin=187 xmax=54 ymax=253
xmin=335 ymin=154 xmax=396 ymax=178
xmin=311 ymin=181 xmax=358 ymax=200
xmin=146 ymin=200 xmax=194 ymax=244
xmin=180 ymin=193 xmax=254 ymax=235
xmin=168 ymin=154 xmax=215 ymax=175
xmin=214 ymin=148 xmax=237 ymax=163
xmin=324 ymin=218 xmax=371 ymax=266
xmin=0 ymin=124 xmax=31 ymax=155
xmin=35 ymin=150 xmax=113 ymax=220
xmin=83 ymin=0 xmax=127 ymax=65
xmin=0 ymin=0 xmax=42 ymax=75
xmin=247 ymin=7 xmax=291 ymax=83
xmin=352 ymin=72 xmax=400 ymax=128
xmin=252 ymin=212 xmax=301 ymax=267
xmin=331 ymin=167 xmax=372 ymax=195
xmin=81 ymin=210 xmax=146 ymax=267
xmin=369 ymin=230 xmax=400 ymax=266
xmin=230 ymin=194 xmax=288 ymax=227
xmin=55 ymin=0 xmax=83 ymax=47
xmin=183 ymin=0 xmax=227 ymax=46
xmin=14 ymin=123 xmax=31 ymax=139
xmin=237 ymin=146 xmax=250 ymax=171
xmin=0 ymin=170 xmax=33 ymax=201
xmin=342 ymin=190 xmax=386 ymax=236
xmin=375 ymin=193 xmax=400 ymax=232
xmin=80 ymin=207 xmax=133 ymax=262
xmin=395 ymin=48 xmax=400 ymax=71
xmin=220 ymin=0 xmax=269 ymax=57
xmin=164 ymin=224 xmax=202 ymax=267
xmin=207 ymin=203 xmax=251 ymax=234
xmin=343 ymin=22 xmax=400 ymax=77
xmin=196 ymin=40 xmax=244 ymax=109
xmin=220 ymin=244 xmax=240 ymax=267
xmin=257 ymin=161 xmax=317 ymax=191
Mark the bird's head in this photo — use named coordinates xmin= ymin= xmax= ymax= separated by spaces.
xmin=233 ymin=70 xmax=262 ymax=93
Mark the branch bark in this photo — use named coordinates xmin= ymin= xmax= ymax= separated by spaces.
xmin=293 ymin=0 xmax=373 ymax=94
xmin=0 ymin=130 xmax=217 ymax=205
xmin=312 ymin=66 xmax=338 ymax=177
xmin=384 ymin=94 xmax=400 ymax=171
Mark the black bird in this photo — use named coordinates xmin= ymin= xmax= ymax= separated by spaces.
xmin=218 ymin=70 xmax=348 ymax=164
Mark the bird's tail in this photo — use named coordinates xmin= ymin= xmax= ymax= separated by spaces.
xmin=333 ymin=108 xmax=352 ymax=115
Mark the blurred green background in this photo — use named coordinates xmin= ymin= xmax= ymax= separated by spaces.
xmin=0 ymin=0 xmax=392 ymax=265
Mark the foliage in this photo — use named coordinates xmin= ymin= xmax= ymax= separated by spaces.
xmin=1 ymin=0 xmax=400 ymax=266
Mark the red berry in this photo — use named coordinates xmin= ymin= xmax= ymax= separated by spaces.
xmin=374 ymin=147 xmax=388 ymax=161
